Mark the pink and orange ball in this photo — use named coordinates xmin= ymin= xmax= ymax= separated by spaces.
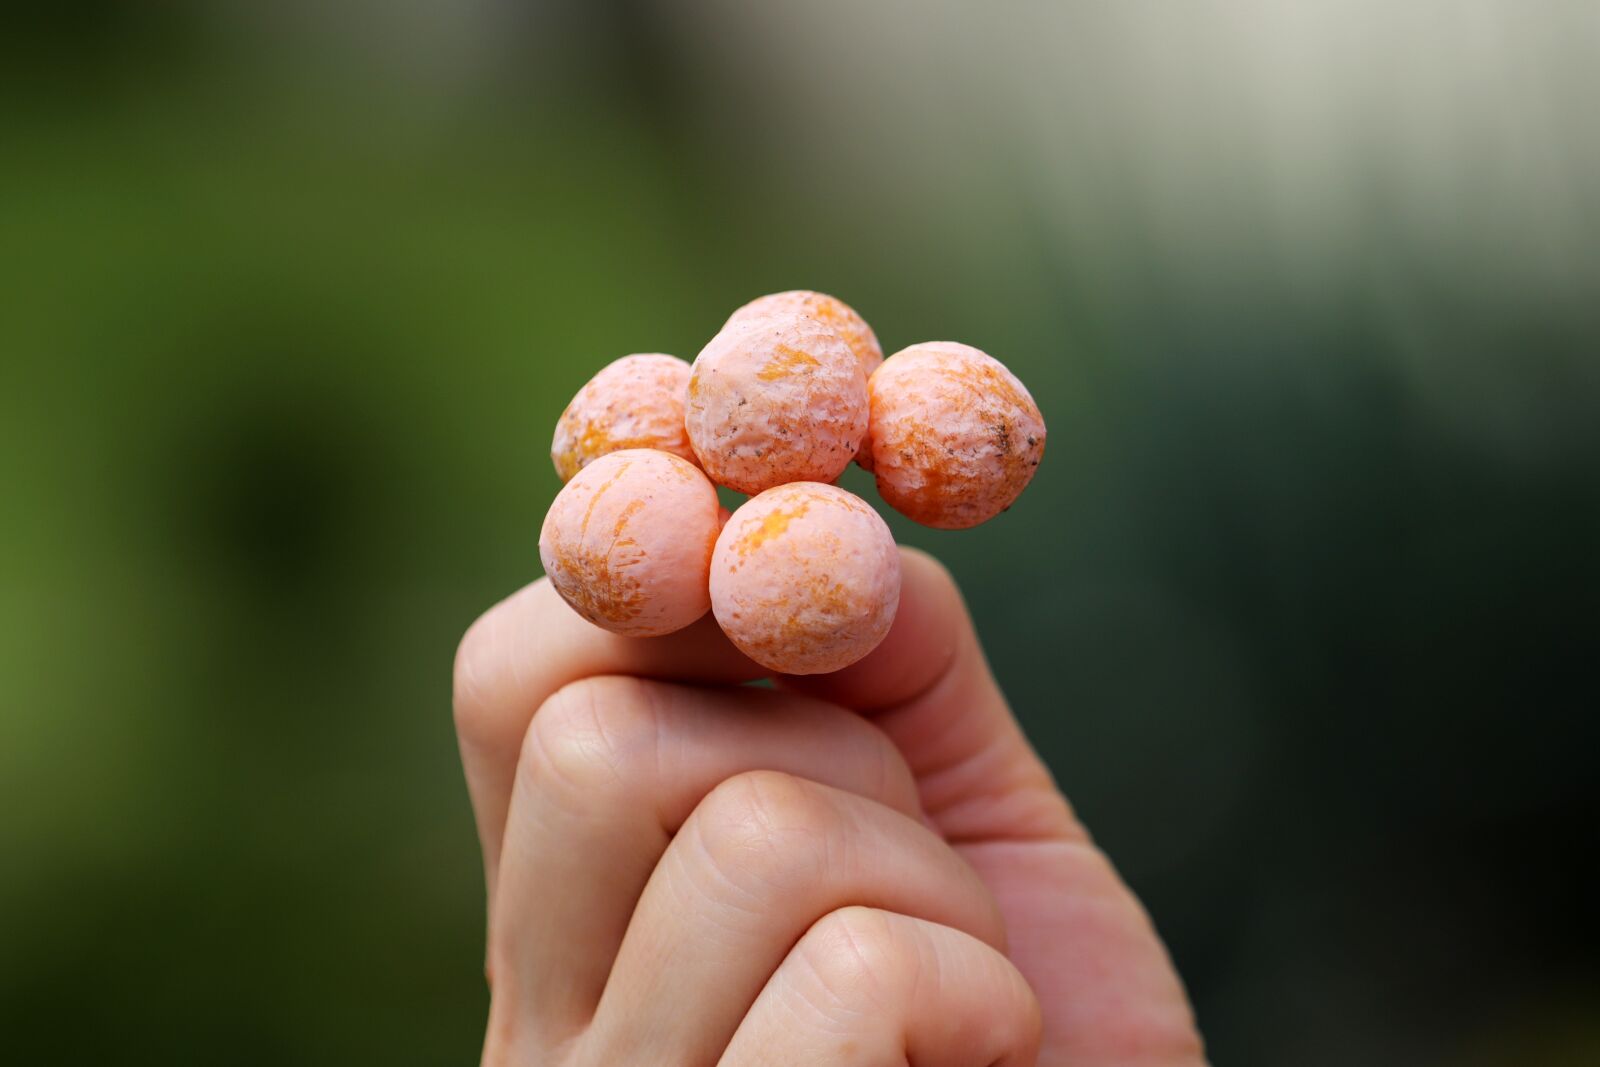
xmin=537 ymin=290 xmax=1046 ymax=673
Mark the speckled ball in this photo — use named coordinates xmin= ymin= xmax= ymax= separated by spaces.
xmin=687 ymin=314 xmax=869 ymax=494
xmin=710 ymin=483 xmax=900 ymax=674
xmin=869 ymin=342 xmax=1046 ymax=529
xmin=539 ymin=449 xmax=720 ymax=636
xmin=727 ymin=290 xmax=883 ymax=384
xmin=551 ymin=354 xmax=698 ymax=482
xmin=727 ymin=290 xmax=886 ymax=473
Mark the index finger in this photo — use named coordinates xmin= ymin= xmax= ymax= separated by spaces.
xmin=453 ymin=579 xmax=762 ymax=896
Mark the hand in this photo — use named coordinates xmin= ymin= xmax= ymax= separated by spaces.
xmin=454 ymin=548 xmax=1205 ymax=1065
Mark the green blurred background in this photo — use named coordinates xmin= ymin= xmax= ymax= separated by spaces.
xmin=3 ymin=2 xmax=1597 ymax=1063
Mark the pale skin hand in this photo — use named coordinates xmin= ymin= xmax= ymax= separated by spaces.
xmin=454 ymin=548 xmax=1207 ymax=1066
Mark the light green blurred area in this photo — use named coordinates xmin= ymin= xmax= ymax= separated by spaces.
xmin=3 ymin=3 xmax=1597 ymax=1064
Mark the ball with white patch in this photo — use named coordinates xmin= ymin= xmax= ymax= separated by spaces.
xmin=710 ymin=482 xmax=900 ymax=674
xmin=869 ymin=342 xmax=1046 ymax=529
xmin=551 ymin=354 xmax=698 ymax=482
xmin=539 ymin=449 xmax=720 ymax=636
xmin=686 ymin=313 xmax=869 ymax=494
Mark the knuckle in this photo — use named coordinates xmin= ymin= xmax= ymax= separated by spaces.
xmin=692 ymin=770 xmax=838 ymax=895
xmin=796 ymin=906 xmax=905 ymax=1006
xmin=936 ymin=947 xmax=1044 ymax=1060
xmin=521 ymin=676 xmax=660 ymax=798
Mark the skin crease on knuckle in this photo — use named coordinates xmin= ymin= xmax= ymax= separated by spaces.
xmin=519 ymin=676 xmax=661 ymax=812
xmin=792 ymin=907 xmax=906 ymax=1023
xmin=686 ymin=771 xmax=842 ymax=911
xmin=776 ymin=908 xmax=1042 ymax=1063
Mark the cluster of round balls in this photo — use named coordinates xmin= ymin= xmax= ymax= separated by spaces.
xmin=539 ymin=290 xmax=1046 ymax=674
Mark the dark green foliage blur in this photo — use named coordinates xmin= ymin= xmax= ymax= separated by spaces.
xmin=3 ymin=3 xmax=1597 ymax=1064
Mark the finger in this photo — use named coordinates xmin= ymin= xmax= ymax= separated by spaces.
xmin=782 ymin=547 xmax=1081 ymax=844
xmin=584 ymin=771 xmax=1005 ymax=1066
xmin=485 ymin=677 xmax=921 ymax=1047
xmin=719 ymin=907 xmax=1041 ymax=1067
xmin=453 ymin=578 xmax=762 ymax=896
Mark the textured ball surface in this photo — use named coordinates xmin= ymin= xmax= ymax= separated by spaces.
xmin=710 ymin=483 xmax=900 ymax=675
xmin=539 ymin=449 xmax=719 ymax=636
xmin=686 ymin=313 xmax=869 ymax=494
xmin=869 ymin=342 xmax=1046 ymax=529
xmin=551 ymin=354 xmax=697 ymax=482
xmin=727 ymin=289 xmax=886 ymax=473
xmin=727 ymin=290 xmax=883 ymax=383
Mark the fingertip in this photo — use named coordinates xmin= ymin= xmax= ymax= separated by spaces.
xmin=454 ymin=579 xmax=547 ymax=747
xmin=897 ymin=546 xmax=967 ymax=620
xmin=456 ymin=578 xmax=763 ymax=756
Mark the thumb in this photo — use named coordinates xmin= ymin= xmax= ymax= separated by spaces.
xmin=786 ymin=547 xmax=1208 ymax=1065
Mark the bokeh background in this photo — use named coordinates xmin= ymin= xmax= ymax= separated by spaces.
xmin=4 ymin=2 xmax=1597 ymax=1063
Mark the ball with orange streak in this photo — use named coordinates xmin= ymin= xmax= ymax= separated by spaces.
xmin=710 ymin=482 xmax=900 ymax=675
xmin=539 ymin=449 xmax=720 ymax=636
xmin=687 ymin=313 xmax=869 ymax=494
xmin=869 ymin=342 xmax=1046 ymax=529
xmin=726 ymin=290 xmax=883 ymax=385
xmin=551 ymin=354 xmax=698 ymax=482
xmin=727 ymin=290 xmax=885 ymax=471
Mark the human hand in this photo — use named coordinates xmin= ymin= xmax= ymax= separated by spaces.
xmin=454 ymin=548 xmax=1205 ymax=1065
